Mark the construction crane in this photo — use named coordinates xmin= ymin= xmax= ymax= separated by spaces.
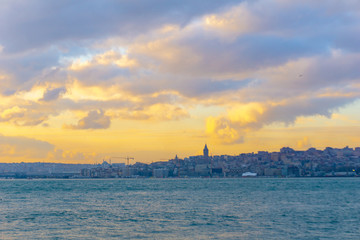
xmin=111 ymin=156 xmax=134 ymax=166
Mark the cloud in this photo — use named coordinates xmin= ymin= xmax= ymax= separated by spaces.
xmin=127 ymin=0 xmax=354 ymax=80
xmin=0 ymin=0 xmax=241 ymax=52
xmin=115 ymin=103 xmax=189 ymax=121
xmin=0 ymin=48 xmax=64 ymax=94
xmin=0 ymin=104 xmax=49 ymax=126
xmin=0 ymin=106 xmax=26 ymax=121
xmin=0 ymin=134 xmax=54 ymax=158
xmin=40 ymin=87 xmax=67 ymax=102
xmin=206 ymin=116 xmax=244 ymax=144
xmin=0 ymin=73 xmax=15 ymax=95
xmin=0 ymin=134 xmax=103 ymax=162
xmin=68 ymin=50 xmax=137 ymax=71
xmin=206 ymin=96 xmax=357 ymax=144
xmin=64 ymin=109 xmax=111 ymax=129
xmin=122 ymin=76 xmax=252 ymax=97
xmin=0 ymin=0 xmax=360 ymax=147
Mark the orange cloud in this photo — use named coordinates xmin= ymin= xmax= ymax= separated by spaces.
xmin=69 ymin=50 xmax=137 ymax=71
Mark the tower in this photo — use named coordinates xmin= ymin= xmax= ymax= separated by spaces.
xmin=203 ymin=144 xmax=209 ymax=158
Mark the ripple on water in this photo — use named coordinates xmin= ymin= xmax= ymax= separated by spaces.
xmin=0 ymin=178 xmax=360 ymax=239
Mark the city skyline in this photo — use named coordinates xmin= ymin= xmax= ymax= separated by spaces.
xmin=1 ymin=1 xmax=360 ymax=163
xmin=1 ymin=144 xmax=359 ymax=178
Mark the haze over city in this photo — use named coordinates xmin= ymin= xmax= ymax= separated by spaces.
xmin=1 ymin=0 xmax=360 ymax=163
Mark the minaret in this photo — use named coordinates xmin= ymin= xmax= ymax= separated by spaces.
xmin=203 ymin=144 xmax=209 ymax=158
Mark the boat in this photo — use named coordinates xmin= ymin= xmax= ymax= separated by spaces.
xmin=242 ymin=172 xmax=257 ymax=177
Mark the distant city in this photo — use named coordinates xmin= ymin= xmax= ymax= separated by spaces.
xmin=1 ymin=145 xmax=360 ymax=179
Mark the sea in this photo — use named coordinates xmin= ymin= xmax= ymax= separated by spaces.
xmin=0 ymin=178 xmax=359 ymax=240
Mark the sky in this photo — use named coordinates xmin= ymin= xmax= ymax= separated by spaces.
xmin=1 ymin=0 xmax=360 ymax=164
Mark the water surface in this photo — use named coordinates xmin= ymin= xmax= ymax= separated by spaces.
xmin=1 ymin=178 xmax=359 ymax=239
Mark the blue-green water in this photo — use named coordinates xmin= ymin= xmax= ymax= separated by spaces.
xmin=0 ymin=178 xmax=359 ymax=239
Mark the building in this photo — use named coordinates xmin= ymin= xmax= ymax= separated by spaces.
xmin=203 ymin=144 xmax=209 ymax=158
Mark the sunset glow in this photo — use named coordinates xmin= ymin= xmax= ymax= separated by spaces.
xmin=1 ymin=0 xmax=360 ymax=163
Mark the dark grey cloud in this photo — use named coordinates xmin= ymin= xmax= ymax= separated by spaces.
xmin=0 ymin=0 xmax=241 ymax=52
xmin=123 ymin=75 xmax=253 ymax=97
xmin=69 ymin=65 xmax=131 ymax=86
xmin=41 ymin=87 xmax=67 ymax=102
xmin=183 ymin=78 xmax=252 ymax=97
xmin=2 ymin=90 xmax=16 ymax=96
xmin=166 ymin=33 xmax=327 ymax=75
xmin=263 ymin=96 xmax=358 ymax=126
xmin=65 ymin=109 xmax=111 ymax=129
xmin=0 ymin=47 xmax=63 ymax=92
xmin=237 ymin=53 xmax=360 ymax=103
